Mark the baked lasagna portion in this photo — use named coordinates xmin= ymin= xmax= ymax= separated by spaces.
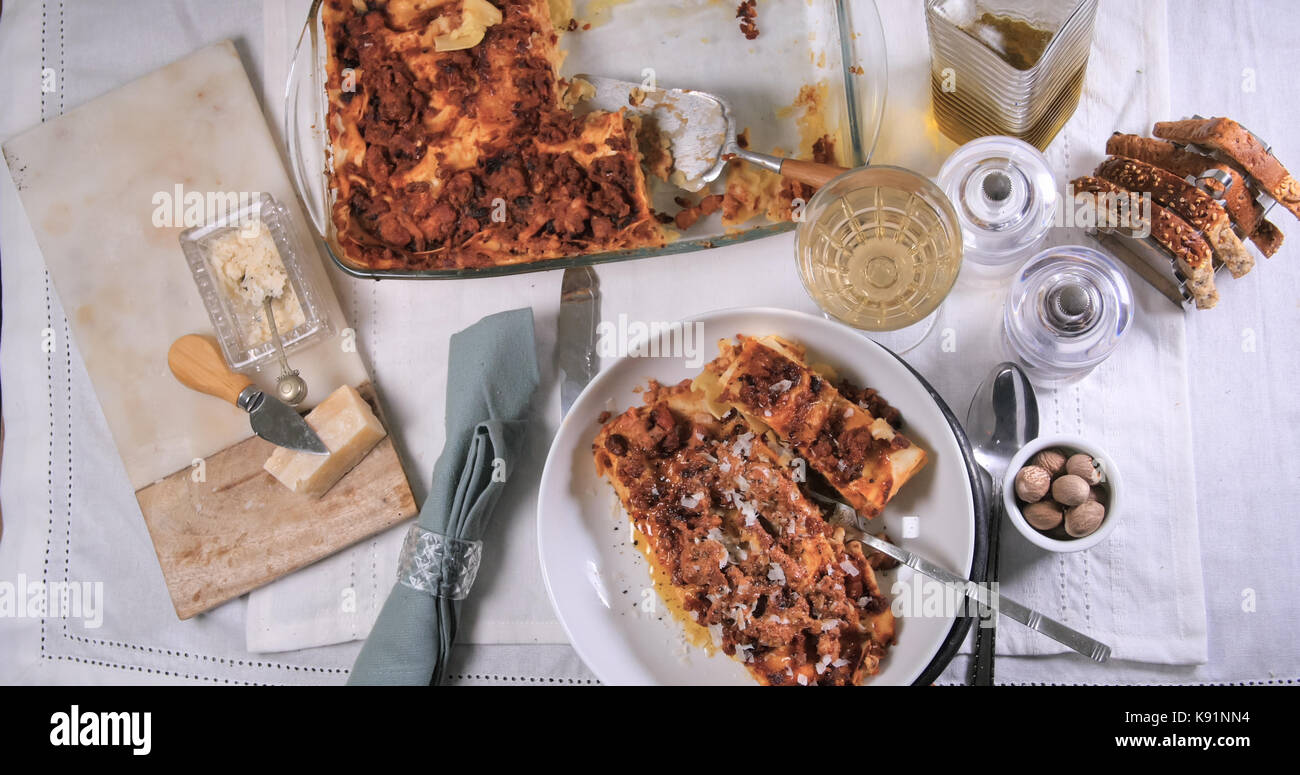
xmin=697 ymin=335 xmax=928 ymax=519
xmin=593 ymin=340 xmax=926 ymax=685
xmin=322 ymin=0 xmax=664 ymax=271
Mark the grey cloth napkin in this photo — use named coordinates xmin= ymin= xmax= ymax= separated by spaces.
xmin=348 ymin=308 xmax=540 ymax=685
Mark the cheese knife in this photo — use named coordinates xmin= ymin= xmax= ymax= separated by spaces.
xmin=558 ymin=266 xmax=600 ymax=417
xmin=167 ymin=334 xmax=328 ymax=455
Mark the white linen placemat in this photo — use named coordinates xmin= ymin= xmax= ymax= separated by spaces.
xmin=0 ymin=0 xmax=373 ymax=686
xmin=248 ymin=0 xmax=1206 ymax=663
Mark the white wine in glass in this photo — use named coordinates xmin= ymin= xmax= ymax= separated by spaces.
xmin=796 ymin=166 xmax=963 ymax=352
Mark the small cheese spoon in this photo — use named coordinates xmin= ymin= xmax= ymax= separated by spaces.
xmin=263 ymin=297 xmax=308 ymax=407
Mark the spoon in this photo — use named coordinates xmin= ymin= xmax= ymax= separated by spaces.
xmin=263 ymin=296 xmax=308 ymax=406
xmin=965 ymin=362 xmax=1038 ymax=685
xmin=575 ymin=75 xmax=849 ymax=192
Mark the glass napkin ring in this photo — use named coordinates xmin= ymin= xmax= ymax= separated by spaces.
xmin=396 ymin=525 xmax=483 ymax=601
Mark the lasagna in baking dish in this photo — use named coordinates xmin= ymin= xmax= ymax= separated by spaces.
xmin=321 ymin=0 xmax=665 ymax=271
xmin=593 ymin=337 xmax=927 ymax=685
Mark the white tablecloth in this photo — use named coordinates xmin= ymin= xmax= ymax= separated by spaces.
xmin=1 ymin=0 xmax=1298 ymax=685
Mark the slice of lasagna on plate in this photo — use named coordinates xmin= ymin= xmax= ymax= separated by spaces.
xmin=593 ymin=337 xmax=927 ymax=685
xmin=697 ymin=335 xmax=927 ymax=519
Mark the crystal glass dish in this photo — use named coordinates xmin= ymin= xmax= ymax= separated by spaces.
xmin=285 ymin=0 xmax=888 ymax=279
xmin=179 ymin=194 xmax=334 ymax=372
xmin=937 ymin=135 xmax=1058 ymax=274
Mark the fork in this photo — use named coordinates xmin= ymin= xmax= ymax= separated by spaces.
xmin=805 ymin=489 xmax=1112 ymax=664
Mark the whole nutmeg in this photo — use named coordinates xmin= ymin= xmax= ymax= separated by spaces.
xmin=1032 ymin=449 xmax=1067 ymax=477
xmin=1065 ymin=453 xmax=1103 ymax=485
xmin=1051 ymin=474 xmax=1090 ymax=506
xmin=1022 ymin=500 xmax=1064 ymax=532
xmin=1014 ymin=465 xmax=1052 ymax=503
xmin=1065 ymin=500 xmax=1106 ymax=538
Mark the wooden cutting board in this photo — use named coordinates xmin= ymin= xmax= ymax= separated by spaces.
xmin=2 ymin=41 xmax=417 ymax=618
xmin=136 ymin=384 xmax=415 ymax=619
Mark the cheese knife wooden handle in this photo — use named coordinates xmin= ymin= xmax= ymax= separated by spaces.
xmin=167 ymin=334 xmax=253 ymax=406
xmin=166 ymin=334 xmax=328 ymax=455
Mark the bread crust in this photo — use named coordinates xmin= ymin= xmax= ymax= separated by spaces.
xmin=1106 ymin=133 xmax=1264 ymax=236
xmin=1153 ymin=117 xmax=1300 ymax=221
xmin=1096 ymin=155 xmax=1253 ymax=278
xmin=1073 ymin=175 xmax=1219 ymax=309
xmin=1250 ymin=219 xmax=1285 ymax=258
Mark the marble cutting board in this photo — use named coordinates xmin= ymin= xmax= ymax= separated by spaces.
xmin=2 ymin=40 xmax=417 ymax=618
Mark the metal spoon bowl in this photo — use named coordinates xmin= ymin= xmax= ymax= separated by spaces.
xmin=574 ymin=74 xmax=849 ymax=192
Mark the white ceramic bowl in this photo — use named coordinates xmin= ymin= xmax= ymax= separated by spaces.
xmin=1002 ymin=434 xmax=1121 ymax=552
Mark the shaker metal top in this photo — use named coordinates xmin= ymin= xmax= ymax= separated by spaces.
xmin=938 ymin=135 xmax=1059 ymax=269
xmin=1044 ymin=280 xmax=1100 ymax=335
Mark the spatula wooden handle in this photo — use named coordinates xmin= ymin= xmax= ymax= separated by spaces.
xmin=780 ymin=159 xmax=850 ymax=189
xmin=168 ymin=334 xmax=252 ymax=406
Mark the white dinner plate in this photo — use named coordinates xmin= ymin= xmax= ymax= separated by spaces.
xmin=537 ymin=307 xmax=979 ymax=685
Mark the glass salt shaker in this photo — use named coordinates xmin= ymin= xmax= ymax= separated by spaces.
xmin=937 ymin=135 xmax=1057 ymax=280
xmin=1003 ymin=245 xmax=1133 ymax=386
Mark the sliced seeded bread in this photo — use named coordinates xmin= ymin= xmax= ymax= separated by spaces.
xmin=1153 ymin=117 xmax=1300 ymax=221
xmin=1073 ymin=175 xmax=1219 ymax=309
xmin=1106 ymin=134 xmax=1262 ymax=231
xmin=1250 ymin=219 xmax=1285 ymax=258
xmin=1096 ymin=155 xmax=1254 ymax=278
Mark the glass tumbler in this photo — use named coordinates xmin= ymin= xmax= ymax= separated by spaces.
xmin=796 ymin=166 xmax=964 ymax=353
xmin=926 ymin=0 xmax=1099 ymax=150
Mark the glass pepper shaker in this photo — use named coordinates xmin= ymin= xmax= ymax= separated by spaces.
xmin=1002 ymin=245 xmax=1134 ymax=386
xmin=937 ymin=135 xmax=1058 ymax=280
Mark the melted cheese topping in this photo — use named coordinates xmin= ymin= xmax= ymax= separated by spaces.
xmin=322 ymin=0 xmax=663 ymax=271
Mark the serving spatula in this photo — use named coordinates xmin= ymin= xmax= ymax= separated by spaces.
xmin=575 ymin=74 xmax=849 ymax=192
xmin=805 ymin=489 xmax=1111 ymax=664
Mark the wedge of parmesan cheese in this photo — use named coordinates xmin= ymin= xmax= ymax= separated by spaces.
xmin=264 ymin=385 xmax=387 ymax=498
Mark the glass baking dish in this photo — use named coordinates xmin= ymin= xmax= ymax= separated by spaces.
xmin=285 ymin=0 xmax=888 ymax=280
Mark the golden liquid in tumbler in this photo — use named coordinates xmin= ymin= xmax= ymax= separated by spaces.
xmin=927 ymin=2 xmax=1097 ymax=151
xmin=961 ymin=12 xmax=1053 ymax=70
xmin=798 ymin=181 xmax=962 ymax=332
xmin=932 ymin=65 xmax=1085 ymax=151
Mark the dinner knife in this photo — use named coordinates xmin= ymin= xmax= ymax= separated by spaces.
xmin=167 ymin=334 xmax=329 ymax=455
xmin=558 ymin=266 xmax=600 ymax=417
xmin=807 ymin=490 xmax=1111 ymax=663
